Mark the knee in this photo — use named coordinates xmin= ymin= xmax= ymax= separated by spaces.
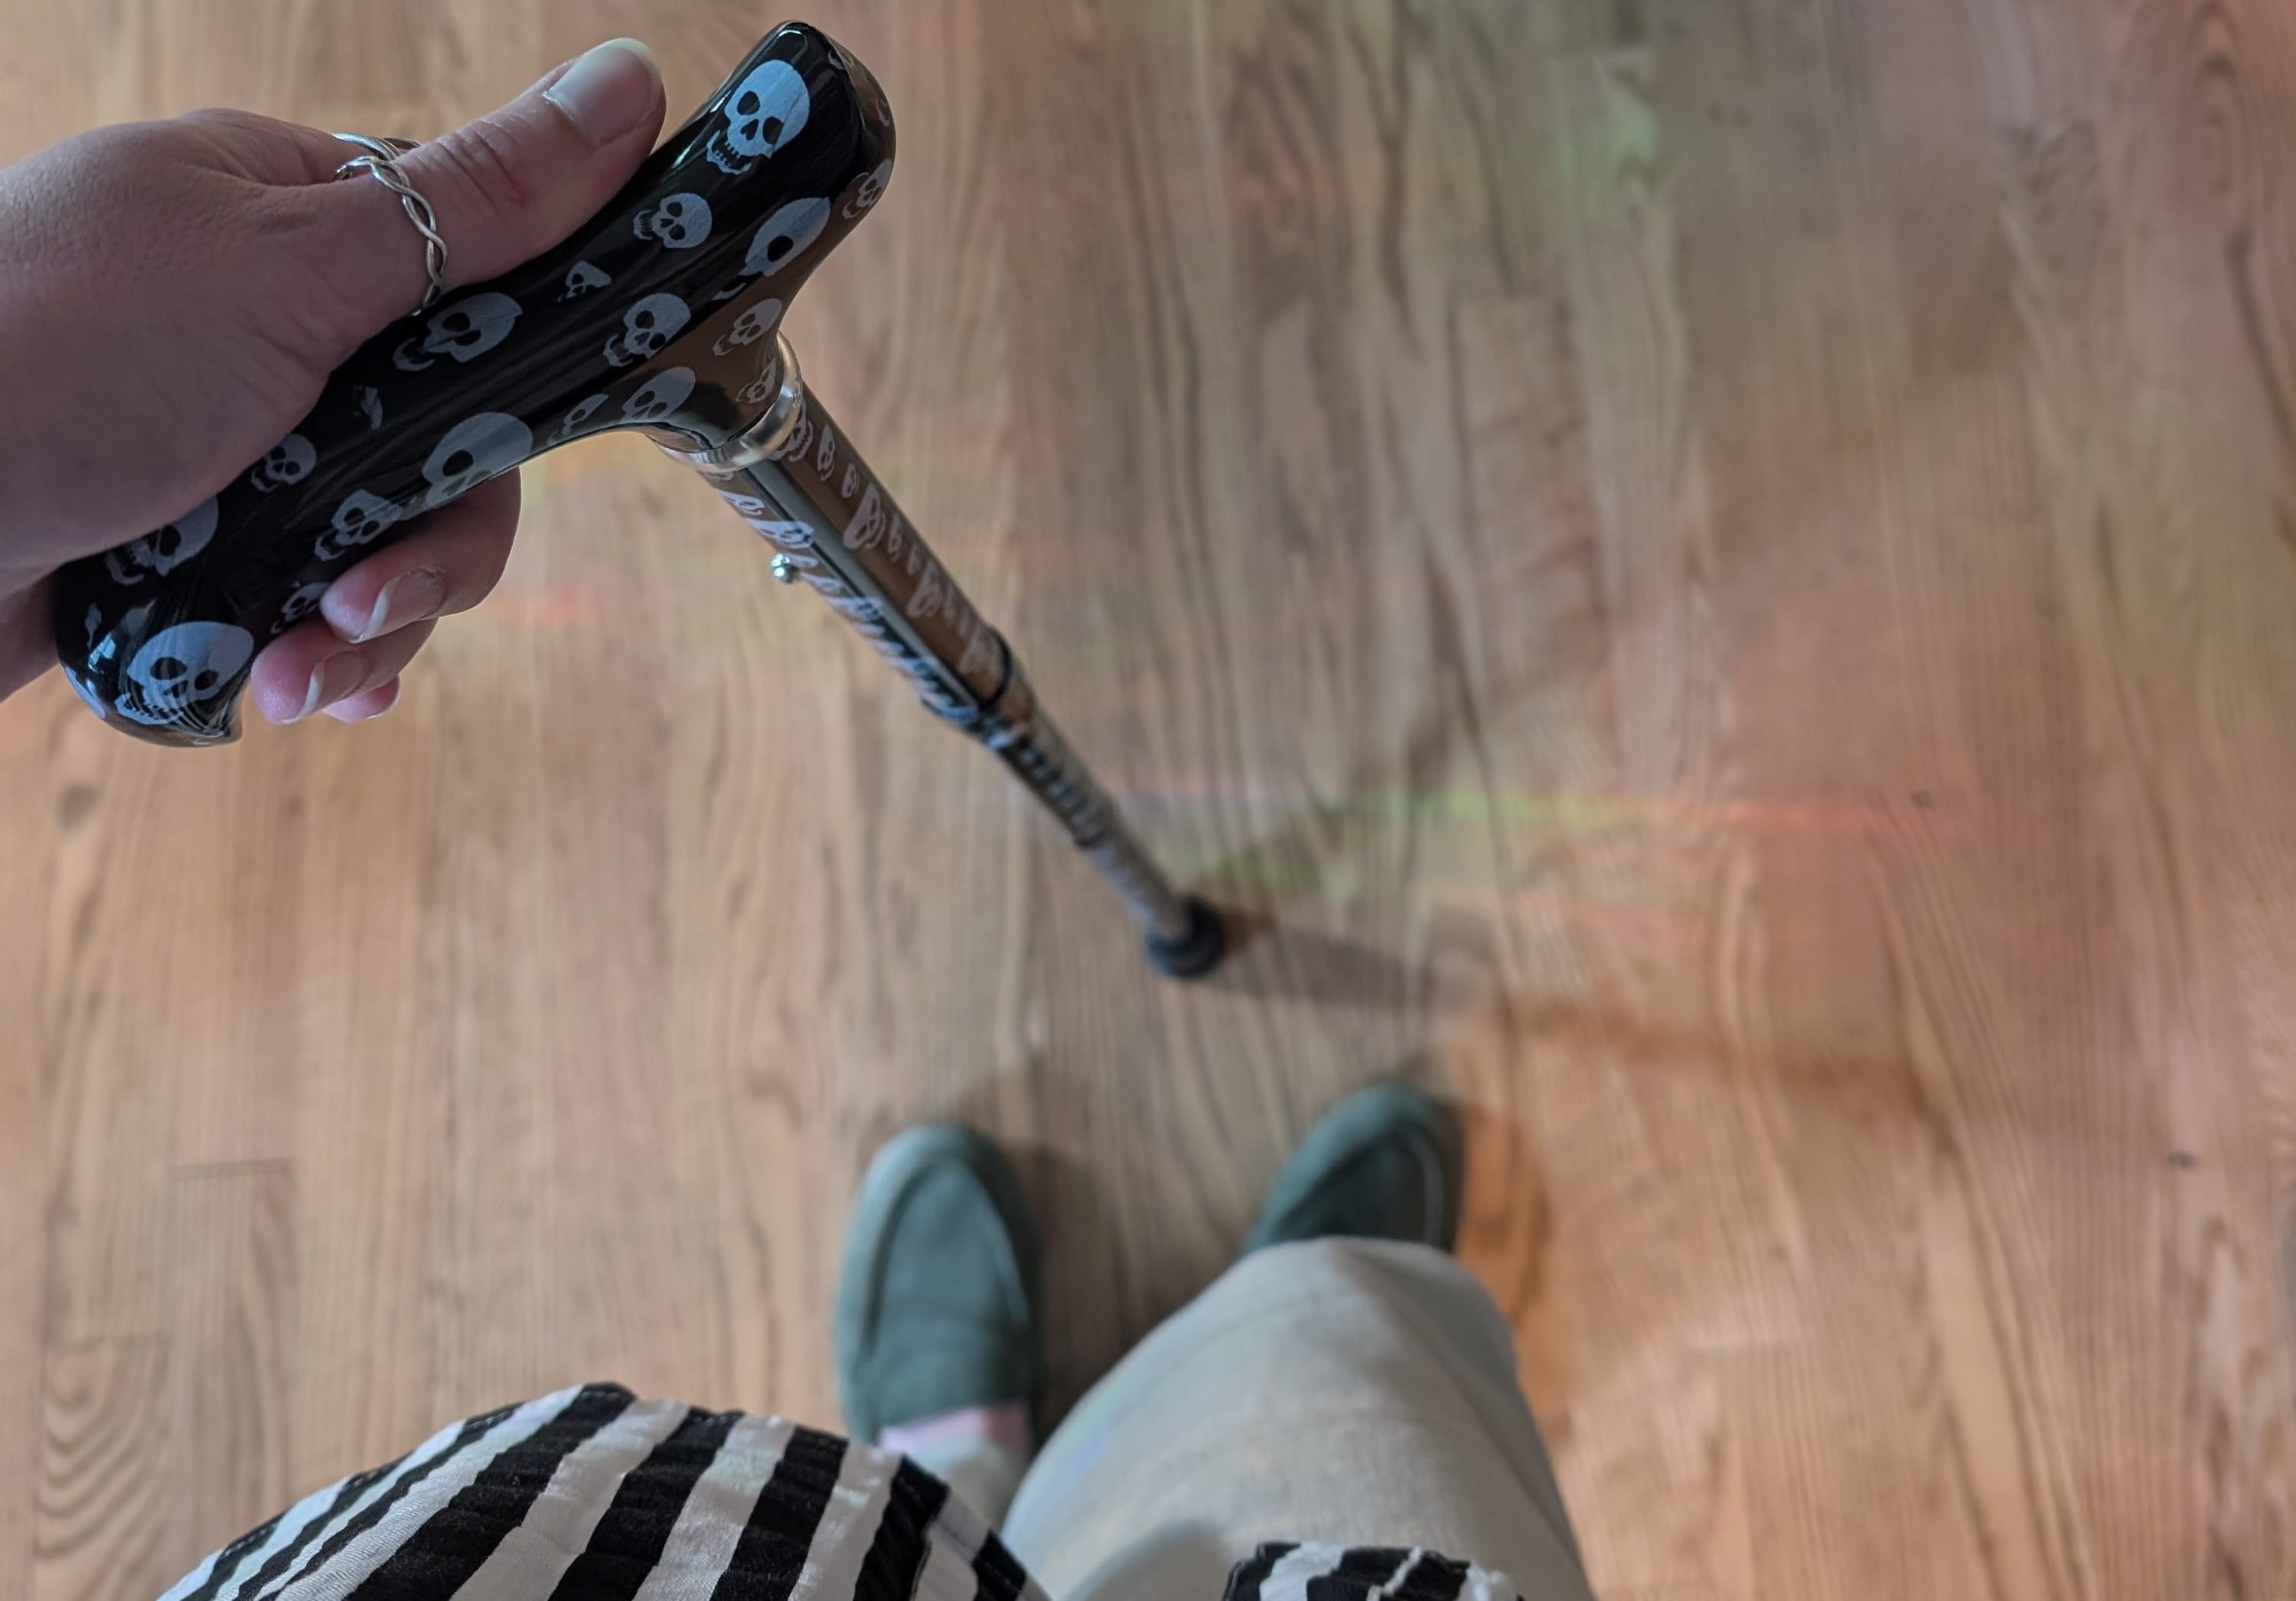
xmin=1216 ymin=1237 xmax=1521 ymax=1378
xmin=1219 ymin=1237 xmax=1490 ymax=1316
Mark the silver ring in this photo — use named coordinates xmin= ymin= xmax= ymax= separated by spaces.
xmin=332 ymin=133 xmax=448 ymax=313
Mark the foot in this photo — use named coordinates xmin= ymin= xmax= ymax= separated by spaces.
xmin=1245 ymin=1084 xmax=1464 ymax=1254
xmin=836 ymin=1125 xmax=1044 ymax=1446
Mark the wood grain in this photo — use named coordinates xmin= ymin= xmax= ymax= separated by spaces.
xmin=3 ymin=0 xmax=2294 ymax=1595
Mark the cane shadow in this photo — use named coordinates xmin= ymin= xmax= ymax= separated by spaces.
xmin=1180 ymin=787 xmax=1436 ymax=1011
xmin=1193 ymin=915 xmax=1420 ymax=1009
xmin=1180 ymin=651 xmax=1534 ymax=1006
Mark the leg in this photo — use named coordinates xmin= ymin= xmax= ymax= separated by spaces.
xmin=1001 ymin=1090 xmax=1595 ymax=1601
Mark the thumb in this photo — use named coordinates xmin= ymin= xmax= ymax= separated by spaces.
xmin=316 ymin=37 xmax=666 ymax=337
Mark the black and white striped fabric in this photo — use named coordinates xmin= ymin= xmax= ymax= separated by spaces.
xmin=1219 ymin=1544 xmax=1526 ymax=1601
xmin=158 ymin=1385 xmax=1044 ymax=1601
xmin=159 ymin=1387 xmax=1522 ymax=1601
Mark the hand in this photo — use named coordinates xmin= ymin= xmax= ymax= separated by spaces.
xmin=0 ymin=37 xmax=667 ymax=722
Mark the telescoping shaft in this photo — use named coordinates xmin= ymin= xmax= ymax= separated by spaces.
xmin=665 ymin=336 xmax=1226 ymax=980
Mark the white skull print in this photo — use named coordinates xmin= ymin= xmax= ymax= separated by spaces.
xmin=605 ymin=293 xmax=691 ymax=367
xmin=713 ymin=298 xmax=784 ymax=357
xmin=249 ymin=434 xmax=317 ymax=493
xmin=393 ymin=292 xmax=523 ymax=371
xmin=744 ymin=199 xmax=830 ymax=278
xmin=621 ymin=367 xmax=696 ymax=425
xmin=634 ymin=193 xmax=713 ymax=249
xmin=551 ymin=393 xmax=611 ymax=445
xmin=562 ymin=260 xmax=613 ymax=301
xmin=106 ymin=497 xmax=218 ymax=585
xmin=422 ymin=413 xmax=533 ymax=508
xmin=273 ymin=580 xmax=330 ymax=635
xmin=843 ymin=159 xmax=893 ymax=219
xmin=771 ymin=410 xmax=815 ymax=463
xmin=714 ymin=491 xmax=809 ymax=549
xmin=749 ymin=519 xmax=814 ymax=551
xmin=315 ymin=489 xmax=406 ymax=562
xmin=116 ymin=621 xmax=255 ymax=727
xmin=706 ymin=59 xmax=810 ymax=174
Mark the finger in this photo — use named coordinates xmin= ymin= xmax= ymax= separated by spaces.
xmin=322 ymin=677 xmax=403 ymax=723
xmin=249 ymin=617 xmax=436 ymax=725
xmin=317 ymin=471 xmax=520 ymax=643
xmin=305 ymin=37 xmax=665 ymax=335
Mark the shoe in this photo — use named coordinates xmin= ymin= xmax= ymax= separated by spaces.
xmin=835 ymin=1125 xmax=1043 ymax=1444
xmin=1244 ymin=1084 xmax=1463 ymax=1253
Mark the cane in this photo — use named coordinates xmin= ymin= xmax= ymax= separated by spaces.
xmin=51 ymin=21 xmax=1228 ymax=980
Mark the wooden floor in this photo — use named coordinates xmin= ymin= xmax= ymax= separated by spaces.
xmin=5 ymin=0 xmax=2295 ymax=1594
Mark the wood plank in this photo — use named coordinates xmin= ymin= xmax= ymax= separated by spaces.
xmin=35 ymin=1337 xmax=172 ymax=1601
xmin=168 ymin=1164 xmax=298 ymax=1572
xmin=1 ymin=0 xmax=2292 ymax=1594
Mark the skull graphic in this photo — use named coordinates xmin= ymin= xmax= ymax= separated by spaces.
xmin=116 ymin=621 xmax=255 ymax=728
xmin=394 ymin=292 xmax=522 ymax=371
xmin=273 ymin=580 xmax=330 ymax=635
xmin=562 ymin=260 xmax=613 ymax=302
xmin=843 ymin=159 xmax=893 ymax=219
xmin=633 ymin=192 xmax=713 ymax=249
xmin=106 ymin=496 xmax=219 ymax=585
xmin=713 ymin=297 xmax=784 ymax=357
xmin=748 ymin=518 xmax=814 ymax=551
xmin=770 ymin=409 xmax=816 ymax=464
xmin=605 ymin=293 xmax=691 ymax=367
xmin=621 ymin=367 xmax=696 ymax=426
xmin=422 ymin=413 xmax=533 ymax=509
xmin=550 ymin=393 xmax=611 ymax=445
xmin=314 ymin=489 xmax=406 ymax=563
xmin=249 ymin=433 xmax=317 ymax=493
xmin=744 ymin=199 xmax=831 ymax=279
xmin=705 ymin=59 xmax=810 ymax=174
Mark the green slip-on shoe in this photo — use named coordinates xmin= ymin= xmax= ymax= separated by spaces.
xmin=1245 ymin=1083 xmax=1464 ymax=1254
xmin=835 ymin=1124 xmax=1043 ymax=1444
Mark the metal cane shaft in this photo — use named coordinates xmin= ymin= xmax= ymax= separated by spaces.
xmin=678 ymin=337 xmax=1196 ymax=946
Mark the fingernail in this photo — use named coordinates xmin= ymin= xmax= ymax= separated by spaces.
xmin=360 ymin=567 xmax=445 ymax=641
xmin=295 ymin=654 xmax=367 ymax=722
xmin=545 ymin=38 xmax=661 ymax=144
xmin=327 ymin=679 xmax=403 ymax=723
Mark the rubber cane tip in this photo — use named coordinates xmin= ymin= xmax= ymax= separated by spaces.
xmin=1144 ymin=895 xmax=1228 ymax=980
